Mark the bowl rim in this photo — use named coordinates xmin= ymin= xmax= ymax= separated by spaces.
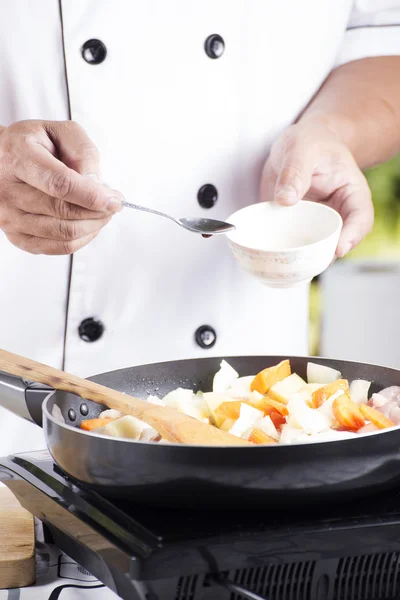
xmin=226 ymin=200 xmax=343 ymax=254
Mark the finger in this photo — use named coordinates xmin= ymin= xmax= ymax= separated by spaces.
xmin=335 ymin=179 xmax=374 ymax=258
xmin=44 ymin=121 xmax=102 ymax=178
xmin=6 ymin=230 xmax=100 ymax=256
xmin=5 ymin=211 xmax=112 ymax=240
xmin=12 ymin=182 xmax=111 ymax=220
xmin=13 ymin=138 xmax=123 ymax=213
xmin=274 ymin=145 xmax=316 ymax=206
xmin=259 ymin=162 xmax=277 ymax=203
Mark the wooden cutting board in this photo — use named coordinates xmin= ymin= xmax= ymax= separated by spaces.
xmin=0 ymin=486 xmax=35 ymax=589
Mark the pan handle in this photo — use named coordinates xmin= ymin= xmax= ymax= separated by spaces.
xmin=0 ymin=371 xmax=52 ymax=427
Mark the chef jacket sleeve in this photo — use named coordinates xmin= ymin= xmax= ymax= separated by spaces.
xmin=335 ymin=0 xmax=400 ymax=66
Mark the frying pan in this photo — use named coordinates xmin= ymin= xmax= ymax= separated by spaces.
xmin=1 ymin=354 xmax=400 ymax=509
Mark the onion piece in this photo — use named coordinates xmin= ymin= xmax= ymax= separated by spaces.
xmin=212 ymin=360 xmax=239 ymax=393
xmin=229 ymin=403 xmax=264 ymax=438
xmin=349 ymin=380 xmax=371 ymax=405
xmin=307 ymin=362 xmax=341 ymax=384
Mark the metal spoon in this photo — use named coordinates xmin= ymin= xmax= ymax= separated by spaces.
xmin=121 ymin=200 xmax=235 ymax=236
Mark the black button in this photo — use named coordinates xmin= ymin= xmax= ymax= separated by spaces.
xmin=81 ymin=39 xmax=107 ymax=64
xmin=197 ymin=184 xmax=218 ymax=209
xmin=195 ymin=325 xmax=217 ymax=349
xmin=80 ymin=403 xmax=89 ymax=417
xmin=78 ymin=318 xmax=104 ymax=342
xmin=68 ymin=409 xmax=76 ymax=422
xmin=204 ymin=34 xmax=225 ymax=59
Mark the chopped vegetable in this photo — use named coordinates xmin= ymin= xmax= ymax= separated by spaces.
xmin=203 ymin=392 xmax=238 ymax=427
xmin=214 ymin=401 xmax=243 ymax=422
xmin=332 ymin=394 xmax=365 ymax=431
xmin=95 ymin=415 xmax=160 ymax=441
xmin=248 ymin=428 xmax=277 ymax=444
xmin=287 ymin=394 xmax=331 ymax=435
xmin=250 ymin=360 xmax=291 ymax=395
xmin=213 ymin=360 xmax=239 ymax=393
xmin=359 ymin=404 xmax=395 ymax=429
xmin=307 ymin=362 xmax=341 ymax=384
xmin=81 ymin=418 xmax=114 ymax=431
xmin=228 ymin=404 xmax=264 ymax=437
xmin=310 ymin=379 xmax=349 ymax=409
xmin=263 ymin=398 xmax=289 ymax=416
xmin=269 ymin=410 xmax=287 ymax=430
xmin=268 ymin=373 xmax=306 ymax=404
xmin=79 ymin=358 xmax=399 ymax=446
xmin=99 ymin=409 xmax=122 ymax=419
xmin=349 ymin=380 xmax=371 ymax=405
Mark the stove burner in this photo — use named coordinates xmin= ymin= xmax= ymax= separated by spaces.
xmin=2 ymin=451 xmax=400 ymax=600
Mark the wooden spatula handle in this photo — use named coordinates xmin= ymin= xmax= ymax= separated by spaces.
xmin=0 ymin=349 xmax=251 ymax=446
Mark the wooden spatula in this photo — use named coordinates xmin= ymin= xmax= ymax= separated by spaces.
xmin=0 ymin=349 xmax=251 ymax=446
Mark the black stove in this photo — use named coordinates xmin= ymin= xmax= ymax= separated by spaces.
xmin=1 ymin=451 xmax=400 ymax=600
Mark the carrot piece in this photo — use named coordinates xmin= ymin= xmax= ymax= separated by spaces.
xmin=269 ymin=410 xmax=286 ymax=430
xmin=250 ymin=360 xmax=291 ymax=395
xmin=310 ymin=379 xmax=349 ymax=409
xmin=332 ymin=393 xmax=365 ymax=431
xmin=214 ymin=401 xmax=243 ymax=422
xmin=359 ymin=404 xmax=395 ymax=429
xmin=263 ymin=398 xmax=289 ymax=416
xmin=80 ymin=418 xmax=114 ymax=431
xmin=248 ymin=428 xmax=277 ymax=445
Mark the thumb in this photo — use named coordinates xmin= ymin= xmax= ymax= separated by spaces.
xmin=274 ymin=147 xmax=315 ymax=206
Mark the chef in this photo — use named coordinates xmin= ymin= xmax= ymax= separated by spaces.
xmin=0 ymin=0 xmax=400 ymax=597
xmin=0 ymin=3 xmax=399 ymax=452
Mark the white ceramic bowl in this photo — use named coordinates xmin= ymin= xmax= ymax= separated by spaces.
xmin=226 ymin=201 xmax=343 ymax=288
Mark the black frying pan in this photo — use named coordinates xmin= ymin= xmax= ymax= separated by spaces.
xmin=2 ymin=355 xmax=400 ymax=509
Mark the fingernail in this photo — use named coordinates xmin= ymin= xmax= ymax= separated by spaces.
xmin=276 ymin=185 xmax=298 ymax=204
xmin=107 ymin=197 xmax=123 ymax=212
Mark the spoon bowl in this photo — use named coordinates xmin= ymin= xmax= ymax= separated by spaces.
xmin=122 ymin=201 xmax=235 ymax=236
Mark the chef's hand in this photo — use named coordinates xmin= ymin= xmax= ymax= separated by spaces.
xmin=0 ymin=120 xmax=123 ymax=255
xmin=260 ymin=121 xmax=374 ymax=257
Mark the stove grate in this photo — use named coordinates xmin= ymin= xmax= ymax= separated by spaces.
xmin=229 ymin=560 xmax=315 ymax=600
xmin=334 ymin=551 xmax=400 ymax=600
xmin=175 ymin=575 xmax=199 ymax=600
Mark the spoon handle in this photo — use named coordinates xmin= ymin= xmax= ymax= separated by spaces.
xmin=121 ymin=201 xmax=180 ymax=227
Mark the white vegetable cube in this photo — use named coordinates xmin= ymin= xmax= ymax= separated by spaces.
xmin=349 ymin=380 xmax=371 ymax=405
xmin=212 ymin=360 xmax=239 ymax=393
xmin=146 ymin=395 xmax=166 ymax=407
xmin=162 ymin=387 xmax=193 ymax=409
xmin=96 ymin=415 xmax=159 ymax=441
xmin=269 ymin=373 xmax=306 ymax=404
xmin=307 ymin=362 xmax=342 ymax=384
xmin=228 ymin=403 xmax=264 ymax=438
xmin=227 ymin=375 xmax=256 ymax=398
xmin=253 ymin=416 xmax=279 ymax=440
xmin=99 ymin=409 xmax=122 ymax=420
xmin=287 ymin=394 xmax=331 ymax=434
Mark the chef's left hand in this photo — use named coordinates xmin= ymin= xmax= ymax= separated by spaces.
xmin=260 ymin=120 xmax=374 ymax=257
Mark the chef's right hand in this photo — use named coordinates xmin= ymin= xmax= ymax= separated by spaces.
xmin=0 ymin=120 xmax=123 ymax=255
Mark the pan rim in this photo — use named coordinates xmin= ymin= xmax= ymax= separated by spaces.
xmin=42 ymin=354 xmax=400 ymax=450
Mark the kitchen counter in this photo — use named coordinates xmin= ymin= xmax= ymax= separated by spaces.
xmin=0 ymin=522 xmax=118 ymax=600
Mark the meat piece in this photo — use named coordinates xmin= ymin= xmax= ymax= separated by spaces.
xmin=370 ymin=387 xmax=400 ymax=425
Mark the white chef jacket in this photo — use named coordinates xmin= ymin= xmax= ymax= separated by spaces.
xmin=0 ymin=1 xmax=399 ymax=598
xmin=0 ymin=0 xmax=398 ymax=457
